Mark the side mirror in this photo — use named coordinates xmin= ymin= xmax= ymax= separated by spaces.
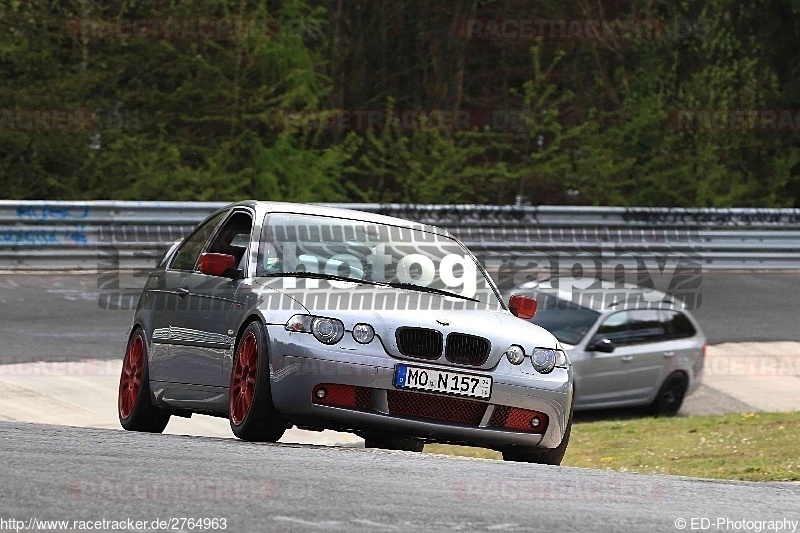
xmin=587 ymin=338 xmax=615 ymax=353
xmin=508 ymin=294 xmax=537 ymax=320
xmin=198 ymin=253 xmax=236 ymax=277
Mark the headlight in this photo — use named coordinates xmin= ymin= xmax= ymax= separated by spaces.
xmin=504 ymin=345 xmax=525 ymax=365
xmin=531 ymin=348 xmax=557 ymax=374
xmin=311 ymin=317 xmax=345 ymax=345
xmin=352 ymin=323 xmax=375 ymax=344
xmin=285 ymin=314 xmax=345 ymax=345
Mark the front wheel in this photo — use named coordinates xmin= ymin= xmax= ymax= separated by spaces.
xmin=118 ymin=328 xmax=170 ymax=433
xmin=229 ymin=321 xmax=288 ymax=442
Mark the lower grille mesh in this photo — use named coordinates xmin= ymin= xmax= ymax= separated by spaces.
xmin=387 ymin=390 xmax=486 ymax=425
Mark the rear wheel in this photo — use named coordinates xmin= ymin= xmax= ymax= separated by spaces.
xmin=229 ymin=321 xmax=288 ymax=442
xmin=650 ymin=372 xmax=688 ymax=417
xmin=363 ymin=434 xmax=424 ymax=452
xmin=502 ymin=408 xmax=572 ymax=465
xmin=118 ymin=328 xmax=170 ymax=432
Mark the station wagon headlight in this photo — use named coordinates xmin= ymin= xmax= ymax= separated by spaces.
xmin=504 ymin=345 xmax=525 ymax=365
xmin=352 ymin=323 xmax=375 ymax=344
xmin=285 ymin=314 xmax=345 ymax=345
xmin=532 ymin=348 xmax=557 ymax=374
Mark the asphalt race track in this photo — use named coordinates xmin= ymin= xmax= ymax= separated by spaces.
xmin=2 ymin=272 xmax=800 ymax=532
xmin=2 ymin=271 xmax=800 ymax=364
xmin=0 ymin=422 xmax=797 ymax=533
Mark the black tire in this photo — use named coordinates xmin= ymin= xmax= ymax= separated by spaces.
xmin=364 ymin=434 xmax=424 ymax=452
xmin=650 ymin=372 xmax=688 ymax=417
xmin=229 ymin=321 xmax=288 ymax=442
xmin=502 ymin=408 xmax=572 ymax=465
xmin=118 ymin=328 xmax=170 ymax=433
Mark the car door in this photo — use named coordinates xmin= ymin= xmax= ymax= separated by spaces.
xmin=616 ymin=309 xmax=670 ymax=403
xmin=575 ymin=311 xmax=636 ymax=406
xmin=168 ymin=209 xmax=253 ymax=387
xmin=160 ymin=210 xmax=228 ymax=384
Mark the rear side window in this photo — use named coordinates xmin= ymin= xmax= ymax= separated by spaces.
xmin=170 ymin=211 xmax=227 ymax=271
xmin=661 ymin=310 xmax=697 ymax=339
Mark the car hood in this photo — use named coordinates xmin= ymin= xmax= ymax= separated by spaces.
xmin=254 ymin=279 xmax=559 ymax=370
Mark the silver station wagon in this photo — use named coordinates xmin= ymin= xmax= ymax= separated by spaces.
xmin=118 ymin=201 xmax=574 ymax=464
xmin=515 ymin=279 xmax=705 ymax=415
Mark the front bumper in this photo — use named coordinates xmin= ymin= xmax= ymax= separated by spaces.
xmin=267 ymin=325 xmax=572 ymax=450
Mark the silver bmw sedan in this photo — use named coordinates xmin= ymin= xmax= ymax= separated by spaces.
xmin=118 ymin=201 xmax=573 ymax=464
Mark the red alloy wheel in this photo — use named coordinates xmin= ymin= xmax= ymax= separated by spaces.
xmin=230 ymin=331 xmax=258 ymax=425
xmin=119 ymin=334 xmax=144 ymax=419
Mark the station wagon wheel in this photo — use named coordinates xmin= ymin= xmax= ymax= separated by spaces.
xmin=118 ymin=328 xmax=170 ymax=433
xmin=229 ymin=321 xmax=288 ymax=442
xmin=651 ymin=372 xmax=688 ymax=417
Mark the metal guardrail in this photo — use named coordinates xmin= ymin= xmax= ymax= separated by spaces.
xmin=1 ymin=201 xmax=799 ymax=270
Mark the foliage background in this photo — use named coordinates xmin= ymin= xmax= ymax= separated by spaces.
xmin=1 ymin=0 xmax=799 ymax=206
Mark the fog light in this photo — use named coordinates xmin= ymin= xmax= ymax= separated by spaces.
xmin=531 ymin=417 xmax=541 ymax=428
xmin=315 ymin=387 xmax=327 ymax=399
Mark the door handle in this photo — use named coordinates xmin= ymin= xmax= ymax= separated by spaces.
xmin=663 ymin=351 xmax=675 ymax=358
xmin=621 ymin=356 xmax=634 ymax=362
xmin=177 ymin=287 xmax=189 ymax=297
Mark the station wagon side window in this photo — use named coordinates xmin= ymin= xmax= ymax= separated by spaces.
xmin=595 ymin=310 xmax=668 ymax=347
xmin=661 ymin=310 xmax=697 ymax=339
xmin=170 ymin=211 xmax=227 ymax=271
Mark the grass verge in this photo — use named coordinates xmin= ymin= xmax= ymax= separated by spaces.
xmin=424 ymin=411 xmax=800 ymax=481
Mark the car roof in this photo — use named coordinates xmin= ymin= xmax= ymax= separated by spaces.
xmin=223 ymin=200 xmax=451 ymax=238
xmin=516 ymin=279 xmax=684 ymax=313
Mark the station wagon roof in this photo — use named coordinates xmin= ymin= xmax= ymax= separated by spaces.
xmin=515 ymin=279 xmax=679 ymax=313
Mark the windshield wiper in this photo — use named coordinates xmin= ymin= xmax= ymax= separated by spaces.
xmin=382 ymin=282 xmax=479 ymax=302
xmin=263 ymin=272 xmax=480 ymax=302
xmin=262 ymin=271 xmax=376 ymax=286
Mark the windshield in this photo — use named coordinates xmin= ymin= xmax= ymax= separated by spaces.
xmin=529 ymin=294 xmax=600 ymax=345
xmin=256 ymin=212 xmax=502 ymax=308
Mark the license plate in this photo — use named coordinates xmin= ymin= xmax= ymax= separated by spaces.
xmin=394 ymin=364 xmax=492 ymax=400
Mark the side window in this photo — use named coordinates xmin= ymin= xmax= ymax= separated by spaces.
xmin=596 ymin=311 xmax=630 ymax=345
xmin=596 ymin=310 xmax=668 ymax=346
xmin=206 ymin=211 xmax=253 ymax=272
xmin=170 ymin=211 xmax=227 ymax=271
xmin=661 ymin=310 xmax=697 ymax=339
xmin=626 ymin=309 xmax=667 ymax=344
